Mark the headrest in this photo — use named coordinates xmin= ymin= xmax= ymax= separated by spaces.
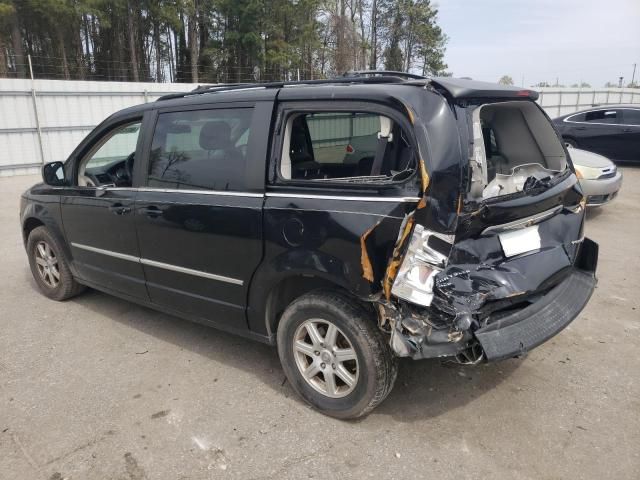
xmin=199 ymin=121 xmax=232 ymax=150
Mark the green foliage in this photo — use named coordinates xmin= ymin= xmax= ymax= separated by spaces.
xmin=498 ymin=75 xmax=514 ymax=85
xmin=2 ymin=0 xmax=448 ymax=82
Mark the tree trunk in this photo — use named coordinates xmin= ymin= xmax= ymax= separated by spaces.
xmin=126 ymin=1 xmax=140 ymax=81
xmin=10 ymin=12 xmax=26 ymax=77
xmin=369 ymin=0 xmax=377 ymax=70
xmin=154 ymin=23 xmax=162 ymax=82
xmin=0 ymin=37 xmax=7 ymax=77
xmin=188 ymin=2 xmax=199 ymax=83
xmin=334 ymin=0 xmax=349 ymax=74
xmin=177 ymin=12 xmax=188 ymax=82
xmin=167 ymin=25 xmax=175 ymax=82
xmin=57 ymin=30 xmax=70 ymax=80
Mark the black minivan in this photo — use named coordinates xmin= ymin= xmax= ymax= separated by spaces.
xmin=20 ymin=73 xmax=598 ymax=418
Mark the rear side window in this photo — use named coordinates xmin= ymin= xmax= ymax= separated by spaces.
xmin=566 ymin=112 xmax=586 ymax=122
xmin=147 ymin=108 xmax=253 ymax=191
xmin=279 ymin=111 xmax=415 ymax=183
xmin=622 ymin=109 xmax=640 ymax=125
xmin=584 ymin=110 xmax=618 ymax=124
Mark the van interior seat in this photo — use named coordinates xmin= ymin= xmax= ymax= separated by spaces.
xmin=199 ymin=121 xmax=242 ymax=163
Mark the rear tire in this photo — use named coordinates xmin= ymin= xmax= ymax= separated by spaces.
xmin=27 ymin=226 xmax=85 ymax=301
xmin=277 ymin=289 xmax=398 ymax=419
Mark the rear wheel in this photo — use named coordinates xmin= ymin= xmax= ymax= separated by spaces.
xmin=277 ymin=290 xmax=397 ymax=419
xmin=27 ymin=226 xmax=85 ymax=301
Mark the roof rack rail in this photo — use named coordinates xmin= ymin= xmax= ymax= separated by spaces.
xmin=346 ymin=70 xmax=428 ymax=80
xmin=156 ymin=74 xmax=410 ymax=101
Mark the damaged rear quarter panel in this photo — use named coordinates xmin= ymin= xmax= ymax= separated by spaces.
xmin=247 ymin=196 xmax=420 ymax=335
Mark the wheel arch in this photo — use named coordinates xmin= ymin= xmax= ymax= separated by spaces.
xmin=261 ymin=274 xmax=367 ymax=340
xmin=22 ymin=217 xmax=45 ymax=245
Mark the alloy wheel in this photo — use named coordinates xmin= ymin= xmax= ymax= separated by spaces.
xmin=292 ymin=319 xmax=359 ymax=398
xmin=34 ymin=241 xmax=60 ymax=288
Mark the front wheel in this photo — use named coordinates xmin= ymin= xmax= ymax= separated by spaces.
xmin=277 ymin=290 xmax=398 ymax=419
xmin=27 ymin=226 xmax=85 ymax=301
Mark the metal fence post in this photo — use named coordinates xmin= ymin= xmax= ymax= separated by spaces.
xmin=28 ymin=55 xmax=46 ymax=165
xmin=557 ymin=90 xmax=562 ymax=117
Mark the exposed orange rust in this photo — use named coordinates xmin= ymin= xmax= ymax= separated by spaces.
xmin=417 ymin=197 xmax=427 ymax=209
xmin=404 ymin=103 xmax=416 ymax=124
xmin=359 ymin=222 xmax=379 ymax=282
xmin=382 ymin=215 xmax=415 ymax=300
xmin=418 ymin=158 xmax=429 ymax=193
xmin=579 ymin=196 xmax=587 ymax=210
xmin=456 ymin=194 xmax=463 ymax=214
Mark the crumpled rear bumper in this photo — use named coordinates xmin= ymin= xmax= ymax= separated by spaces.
xmin=475 ymin=236 xmax=598 ymax=361
xmin=475 ymin=267 xmax=596 ymax=361
xmin=389 ymin=237 xmax=598 ymax=362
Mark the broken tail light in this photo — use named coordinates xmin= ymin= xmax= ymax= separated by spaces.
xmin=391 ymin=224 xmax=454 ymax=307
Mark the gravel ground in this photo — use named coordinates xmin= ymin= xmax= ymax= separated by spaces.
xmin=1 ymin=170 xmax=638 ymax=480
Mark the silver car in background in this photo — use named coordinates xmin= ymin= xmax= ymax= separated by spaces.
xmin=569 ymin=147 xmax=623 ymax=206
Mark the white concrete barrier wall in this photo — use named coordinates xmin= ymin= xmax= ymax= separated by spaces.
xmin=537 ymin=87 xmax=640 ymax=117
xmin=1 ymin=78 xmax=639 ymax=176
xmin=0 ymin=79 xmax=198 ymax=176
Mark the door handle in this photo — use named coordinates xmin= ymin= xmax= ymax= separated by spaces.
xmin=623 ymin=128 xmax=633 ymax=133
xmin=574 ymin=126 xmax=587 ymax=130
xmin=109 ymin=203 xmax=131 ymax=215
xmin=141 ymin=206 xmax=163 ymax=218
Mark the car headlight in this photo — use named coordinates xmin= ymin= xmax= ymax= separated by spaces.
xmin=391 ymin=224 xmax=454 ymax=306
xmin=574 ymin=165 xmax=602 ymax=180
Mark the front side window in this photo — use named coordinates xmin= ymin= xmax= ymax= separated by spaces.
xmin=147 ymin=108 xmax=253 ymax=191
xmin=78 ymin=121 xmax=142 ymax=187
xmin=279 ymin=111 xmax=415 ymax=184
xmin=585 ymin=110 xmax=618 ymax=124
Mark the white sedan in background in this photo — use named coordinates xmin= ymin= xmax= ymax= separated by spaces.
xmin=569 ymin=148 xmax=623 ymax=206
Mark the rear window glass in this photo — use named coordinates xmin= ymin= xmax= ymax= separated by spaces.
xmin=566 ymin=113 xmax=586 ymax=122
xmin=147 ymin=108 xmax=253 ymax=191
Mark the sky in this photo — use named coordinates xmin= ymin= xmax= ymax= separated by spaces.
xmin=435 ymin=0 xmax=640 ymax=87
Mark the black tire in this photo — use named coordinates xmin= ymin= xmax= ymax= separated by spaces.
xmin=564 ymin=137 xmax=578 ymax=149
xmin=277 ymin=289 xmax=398 ymax=419
xmin=27 ymin=226 xmax=85 ymax=301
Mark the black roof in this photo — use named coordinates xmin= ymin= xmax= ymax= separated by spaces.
xmin=112 ymin=72 xmax=539 ymax=119
xmin=155 ymin=72 xmax=539 ymax=103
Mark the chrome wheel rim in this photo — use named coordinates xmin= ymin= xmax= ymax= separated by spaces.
xmin=34 ymin=241 xmax=60 ymax=288
xmin=293 ymin=319 xmax=359 ymax=398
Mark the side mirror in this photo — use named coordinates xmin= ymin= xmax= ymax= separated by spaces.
xmin=42 ymin=161 xmax=67 ymax=186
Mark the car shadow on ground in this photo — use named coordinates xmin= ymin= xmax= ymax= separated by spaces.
xmin=63 ymin=285 xmax=520 ymax=423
